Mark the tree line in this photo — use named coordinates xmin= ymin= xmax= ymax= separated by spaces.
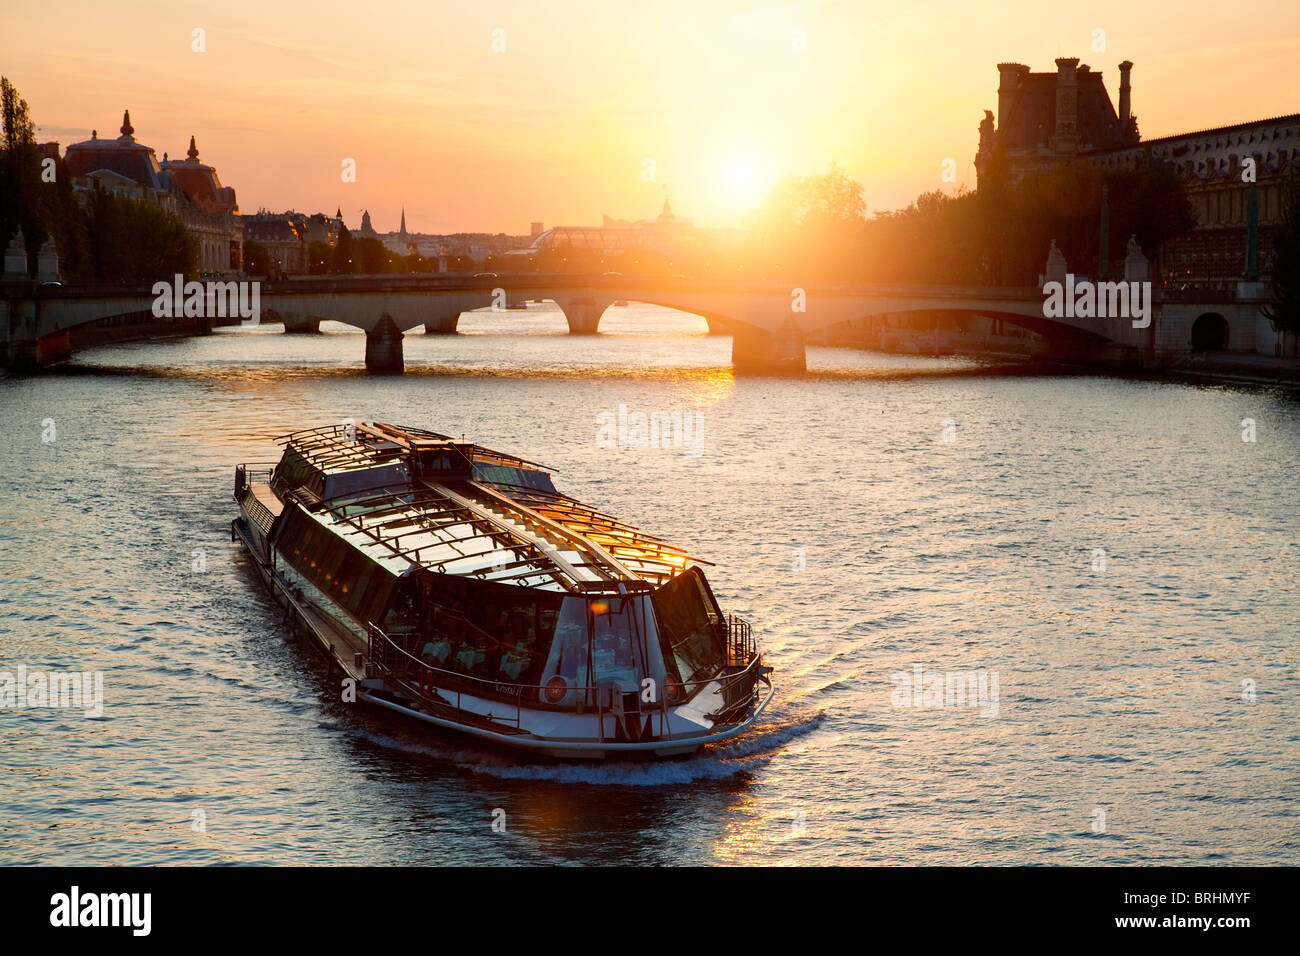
xmin=741 ymin=158 xmax=1198 ymax=286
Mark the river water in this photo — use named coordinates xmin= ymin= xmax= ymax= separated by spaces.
xmin=1 ymin=303 xmax=1297 ymax=865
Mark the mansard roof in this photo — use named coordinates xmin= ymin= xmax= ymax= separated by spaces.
xmin=65 ymin=111 xmax=168 ymax=190
xmin=66 ymin=114 xmax=238 ymax=213
xmin=160 ymin=136 xmax=238 ymax=213
xmin=996 ymin=68 xmax=1126 ymax=152
xmin=1124 ymin=112 xmax=1300 ymax=149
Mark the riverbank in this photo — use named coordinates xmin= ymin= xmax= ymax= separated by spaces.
xmin=1163 ymin=351 xmax=1300 ymax=386
xmin=830 ymin=333 xmax=1300 ymax=388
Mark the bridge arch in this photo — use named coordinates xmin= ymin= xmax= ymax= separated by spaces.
xmin=542 ymin=291 xmax=772 ymax=340
xmin=829 ymin=304 xmax=1111 ymax=345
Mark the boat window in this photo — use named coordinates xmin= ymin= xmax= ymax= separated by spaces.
xmin=540 ymin=597 xmax=590 ymax=706
xmin=273 ymin=448 xmax=322 ymax=494
xmin=590 ymin=593 xmax=674 ymax=704
xmin=651 ymin=568 xmax=725 ymax=687
xmin=472 ymin=463 xmax=557 ymax=493
xmin=324 ymin=462 xmax=409 ymax=501
xmin=590 ymin=598 xmax=640 ymax=689
xmin=275 ymin=505 xmax=398 ymax=624
xmin=414 ymin=448 xmax=472 ymax=480
xmin=415 ymin=572 xmax=560 ymax=696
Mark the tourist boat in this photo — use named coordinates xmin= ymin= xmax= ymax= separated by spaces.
xmin=232 ymin=422 xmax=773 ymax=759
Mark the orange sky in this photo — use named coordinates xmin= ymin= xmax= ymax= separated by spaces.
xmin=3 ymin=0 xmax=1297 ymax=234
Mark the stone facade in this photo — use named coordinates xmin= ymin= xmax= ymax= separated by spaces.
xmin=242 ymin=214 xmax=308 ymax=276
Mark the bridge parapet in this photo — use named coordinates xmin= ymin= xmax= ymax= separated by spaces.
xmin=6 ymin=272 xmax=1280 ymax=373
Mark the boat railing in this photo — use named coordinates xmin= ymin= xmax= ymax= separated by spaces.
xmin=715 ymin=614 xmax=764 ymax=723
xmin=725 ymin=613 xmax=756 ymax=668
xmin=363 ymin=621 xmax=768 ymax=742
xmin=234 ymin=462 xmax=278 ymax=500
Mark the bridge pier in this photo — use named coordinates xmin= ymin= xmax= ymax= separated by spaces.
xmin=6 ymin=342 xmax=36 ymax=371
xmin=731 ymin=319 xmax=807 ymax=374
xmin=365 ymin=315 xmax=404 ymax=374
xmin=553 ymin=292 xmax=612 ymax=334
xmin=5 ymin=332 xmax=69 ymax=371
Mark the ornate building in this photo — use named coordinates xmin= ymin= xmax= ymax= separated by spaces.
xmin=1085 ymin=115 xmax=1300 ymax=286
xmin=63 ymin=112 xmax=242 ymax=275
xmin=301 ymin=211 xmax=341 ymax=248
xmin=160 ymin=136 xmax=241 ymax=275
xmin=242 ymin=213 xmax=307 ymax=276
xmin=975 ymin=58 xmax=1137 ymax=184
xmin=975 ymin=60 xmax=1300 ymax=284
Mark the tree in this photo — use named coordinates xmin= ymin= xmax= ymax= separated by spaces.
xmin=0 ymin=75 xmax=47 ymax=275
xmin=331 ymin=224 xmax=357 ymax=274
xmin=307 ymin=240 xmax=332 ymax=274
xmin=83 ymin=188 xmax=196 ymax=282
xmin=243 ymin=240 xmax=271 ymax=277
xmin=1263 ymin=169 xmax=1300 ymax=341
xmin=1106 ymin=163 xmax=1195 ymax=271
xmin=755 ymin=165 xmax=866 ymax=233
xmin=745 ymin=166 xmax=869 ymax=281
xmin=355 ymin=236 xmax=391 ymax=274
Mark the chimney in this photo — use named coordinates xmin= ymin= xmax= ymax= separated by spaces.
xmin=1052 ymin=57 xmax=1080 ymax=155
xmin=996 ymin=63 xmax=1028 ymax=133
xmin=1117 ymin=60 xmax=1133 ymax=128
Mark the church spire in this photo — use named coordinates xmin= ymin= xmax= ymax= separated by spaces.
xmin=399 ymin=206 xmax=407 ymax=238
xmin=187 ymin=135 xmax=199 ymax=161
xmin=119 ymin=109 xmax=134 ymax=142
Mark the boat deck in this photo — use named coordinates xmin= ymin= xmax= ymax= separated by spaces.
xmin=296 ymin=597 xmax=367 ymax=679
xmin=251 ymin=482 xmax=284 ymax=518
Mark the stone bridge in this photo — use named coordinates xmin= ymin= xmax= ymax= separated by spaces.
xmin=1 ymin=273 xmax=1276 ymax=373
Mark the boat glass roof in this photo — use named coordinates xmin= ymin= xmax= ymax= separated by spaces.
xmin=276 ymin=422 xmax=707 ymax=593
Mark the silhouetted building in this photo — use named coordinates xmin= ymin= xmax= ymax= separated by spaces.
xmin=64 ymin=111 xmax=242 ymax=274
xmin=356 ymin=209 xmax=379 ymax=240
xmin=509 ymin=197 xmax=743 ymax=264
xmin=301 ymin=212 xmax=340 ymax=248
xmin=975 ymin=59 xmax=1135 ymax=184
xmin=976 ymin=60 xmax=1300 ymax=284
xmin=243 ymin=212 xmax=307 ymax=275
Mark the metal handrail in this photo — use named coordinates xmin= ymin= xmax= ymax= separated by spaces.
xmin=235 ymin=463 xmax=277 ymax=493
xmin=364 ymin=621 xmax=764 ymax=728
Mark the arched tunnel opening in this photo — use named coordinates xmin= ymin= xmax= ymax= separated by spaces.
xmin=1190 ymin=313 xmax=1229 ymax=353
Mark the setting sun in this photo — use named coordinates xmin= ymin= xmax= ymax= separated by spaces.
xmin=720 ymin=156 xmax=769 ymax=213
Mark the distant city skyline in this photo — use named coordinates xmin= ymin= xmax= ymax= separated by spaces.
xmin=3 ymin=0 xmax=1298 ymax=233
